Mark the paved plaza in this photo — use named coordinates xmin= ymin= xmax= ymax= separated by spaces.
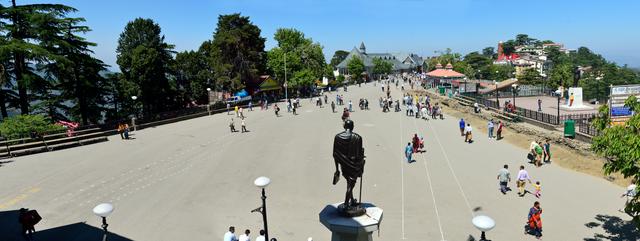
xmin=497 ymin=96 xmax=599 ymax=115
xmin=0 ymin=83 xmax=633 ymax=241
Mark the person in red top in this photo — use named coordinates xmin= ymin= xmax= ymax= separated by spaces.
xmin=496 ymin=121 xmax=504 ymax=140
xmin=527 ymin=201 xmax=543 ymax=239
xmin=412 ymin=134 xmax=420 ymax=153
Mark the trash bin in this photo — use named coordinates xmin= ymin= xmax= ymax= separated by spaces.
xmin=564 ymin=120 xmax=575 ymax=138
xmin=438 ymin=87 xmax=445 ymax=95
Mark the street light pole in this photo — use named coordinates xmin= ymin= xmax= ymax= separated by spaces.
xmin=284 ymin=53 xmax=288 ymax=102
xmin=512 ymin=84 xmax=518 ymax=111
xmin=254 ymin=177 xmax=271 ymax=241
xmin=495 ymin=81 xmax=499 ymax=109
xmin=93 ymin=203 xmax=114 ymax=241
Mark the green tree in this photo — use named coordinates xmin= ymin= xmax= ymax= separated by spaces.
xmin=347 ymin=56 xmax=365 ymax=83
xmin=0 ymin=114 xmax=65 ymax=139
xmin=174 ymin=50 xmax=210 ymax=104
xmin=116 ymin=18 xmax=175 ymax=118
xmin=209 ymin=14 xmax=265 ymax=92
xmin=38 ymin=16 xmax=111 ymax=124
xmin=266 ymin=28 xmax=325 ymax=91
xmin=482 ymin=47 xmax=495 ymax=59
xmin=330 ymin=50 xmax=349 ymax=68
xmin=549 ymin=63 xmax=573 ymax=89
xmin=0 ymin=1 xmax=77 ymax=115
xmin=487 ymin=64 xmax=514 ymax=81
xmin=517 ymin=68 xmax=542 ymax=85
xmin=592 ymin=96 xmax=640 ymax=227
xmin=372 ymin=57 xmax=393 ymax=80
xmin=502 ymin=40 xmax=517 ymax=55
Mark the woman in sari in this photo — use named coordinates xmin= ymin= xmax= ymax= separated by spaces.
xmin=528 ymin=201 xmax=543 ymax=239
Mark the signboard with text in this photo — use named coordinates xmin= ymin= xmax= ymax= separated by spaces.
xmin=609 ymin=84 xmax=640 ymax=126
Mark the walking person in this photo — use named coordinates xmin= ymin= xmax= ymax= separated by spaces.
xmin=227 ymin=103 xmax=231 ymax=115
xmin=459 ymin=118 xmax=466 ymax=136
xmin=533 ymin=181 xmax=542 ymax=198
xmin=241 ymin=117 xmax=247 ymax=133
xmin=274 ymin=104 xmax=280 ymax=117
xmin=517 ymin=165 xmax=532 ymax=197
xmin=229 ymin=118 xmax=236 ymax=133
xmin=331 ymin=101 xmax=336 ymax=113
xmin=238 ymin=229 xmax=251 ymax=241
xmin=488 ymin=119 xmax=495 ymax=139
xmin=527 ymin=201 xmax=543 ymax=239
xmin=543 ymin=139 xmax=551 ymax=163
xmin=496 ymin=120 xmax=504 ymax=140
xmin=412 ymin=134 xmax=420 ymax=153
xmin=405 ymin=142 xmax=413 ymax=163
xmin=117 ymin=123 xmax=125 ymax=140
xmin=348 ymin=100 xmax=353 ymax=112
xmin=18 ymin=208 xmax=38 ymax=241
xmin=224 ymin=226 xmax=238 ymax=241
xmin=123 ymin=123 xmax=130 ymax=139
xmin=235 ymin=105 xmax=239 ymax=117
xmin=464 ymin=124 xmax=473 ymax=143
xmin=497 ymin=164 xmax=511 ymax=194
xmin=249 ymin=101 xmax=253 ymax=111
xmin=537 ymin=99 xmax=542 ymax=112
xmin=621 ymin=181 xmax=638 ymax=214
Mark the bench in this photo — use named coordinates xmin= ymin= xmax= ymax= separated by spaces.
xmin=491 ymin=112 xmax=514 ymax=122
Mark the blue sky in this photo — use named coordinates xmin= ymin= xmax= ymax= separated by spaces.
xmin=18 ymin=0 xmax=640 ymax=70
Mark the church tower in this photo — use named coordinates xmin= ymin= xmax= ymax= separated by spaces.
xmin=359 ymin=42 xmax=366 ymax=54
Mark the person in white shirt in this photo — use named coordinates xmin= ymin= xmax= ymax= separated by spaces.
xmin=516 ymin=165 xmax=532 ymax=197
xmin=238 ymin=229 xmax=251 ymax=241
xmin=223 ymin=226 xmax=238 ymax=241
xmin=255 ymin=230 xmax=266 ymax=241
xmin=622 ymin=182 xmax=638 ymax=205
xmin=464 ymin=124 xmax=473 ymax=143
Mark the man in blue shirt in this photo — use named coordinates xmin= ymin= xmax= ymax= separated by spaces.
xmin=487 ymin=119 xmax=495 ymax=139
xmin=405 ymin=142 xmax=413 ymax=163
xmin=459 ymin=118 xmax=466 ymax=136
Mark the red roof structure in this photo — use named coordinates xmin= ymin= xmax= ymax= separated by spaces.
xmin=426 ymin=69 xmax=465 ymax=78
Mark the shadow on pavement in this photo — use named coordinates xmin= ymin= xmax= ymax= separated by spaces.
xmin=0 ymin=209 xmax=133 ymax=241
xmin=583 ymin=214 xmax=639 ymax=241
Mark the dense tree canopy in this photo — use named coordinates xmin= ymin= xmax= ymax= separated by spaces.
xmin=330 ymin=50 xmax=349 ymax=68
xmin=266 ymin=28 xmax=325 ymax=89
xmin=592 ymin=96 xmax=640 ymax=227
xmin=209 ymin=14 xmax=265 ymax=92
xmin=372 ymin=57 xmax=393 ymax=79
xmin=116 ymin=18 xmax=175 ymax=118
xmin=347 ymin=56 xmax=365 ymax=83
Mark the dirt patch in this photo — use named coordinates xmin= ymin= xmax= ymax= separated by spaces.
xmin=409 ymin=89 xmax=629 ymax=187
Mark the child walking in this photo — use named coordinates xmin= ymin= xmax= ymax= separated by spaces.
xmin=533 ymin=181 xmax=542 ymax=198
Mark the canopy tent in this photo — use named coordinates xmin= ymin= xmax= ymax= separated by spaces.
xmin=259 ymin=77 xmax=281 ymax=91
xmin=234 ymin=89 xmax=249 ymax=97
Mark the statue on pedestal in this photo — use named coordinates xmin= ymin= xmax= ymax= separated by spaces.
xmin=332 ymin=119 xmax=366 ymax=217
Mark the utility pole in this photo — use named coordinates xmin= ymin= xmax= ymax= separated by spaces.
xmin=284 ymin=53 xmax=288 ymax=101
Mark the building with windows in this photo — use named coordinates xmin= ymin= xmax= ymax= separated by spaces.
xmin=336 ymin=42 xmax=424 ymax=76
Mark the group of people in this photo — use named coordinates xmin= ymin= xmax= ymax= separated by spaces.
xmin=224 ymin=226 xmax=273 ymax=241
xmin=497 ymin=164 xmax=544 ymax=239
xmin=404 ymin=134 xmax=425 ymax=163
xmin=528 ymin=140 xmax=551 ymax=167
xmin=229 ymin=117 xmax=248 ymax=133
xmin=116 ymin=122 xmax=131 ymax=140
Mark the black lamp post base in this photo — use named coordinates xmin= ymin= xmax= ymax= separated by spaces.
xmin=479 ymin=231 xmax=491 ymax=241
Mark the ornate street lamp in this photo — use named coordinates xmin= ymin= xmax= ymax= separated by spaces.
xmin=130 ymin=96 xmax=138 ymax=131
xmin=93 ymin=203 xmax=114 ymax=241
xmin=512 ymin=83 xmax=519 ymax=111
xmin=472 ymin=215 xmax=495 ymax=241
xmin=253 ymin=177 xmax=271 ymax=241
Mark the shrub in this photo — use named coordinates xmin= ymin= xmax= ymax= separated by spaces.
xmin=0 ymin=115 xmax=66 ymax=139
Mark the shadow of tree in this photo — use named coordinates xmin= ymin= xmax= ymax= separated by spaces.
xmin=583 ymin=214 xmax=639 ymax=241
xmin=0 ymin=209 xmax=133 ymax=241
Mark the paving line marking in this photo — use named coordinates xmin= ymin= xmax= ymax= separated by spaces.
xmin=426 ymin=116 xmax=475 ymax=217
xmin=399 ymin=112 xmax=406 ymax=240
xmin=412 ymin=117 xmax=446 ymax=241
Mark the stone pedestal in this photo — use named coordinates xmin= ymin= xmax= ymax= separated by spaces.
xmin=559 ymin=87 xmax=594 ymax=111
xmin=319 ymin=203 xmax=383 ymax=241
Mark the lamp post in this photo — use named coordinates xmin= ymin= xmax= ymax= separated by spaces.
xmin=253 ymin=176 xmax=271 ymax=241
xmin=472 ymin=215 xmax=495 ymax=241
xmin=130 ymin=96 xmax=138 ymax=131
xmin=512 ymin=83 xmax=518 ymax=111
xmin=206 ymin=88 xmax=212 ymax=115
xmin=463 ymin=77 xmax=468 ymax=96
xmin=284 ymin=53 xmax=288 ymax=102
xmin=557 ymin=94 xmax=561 ymax=124
xmin=93 ymin=203 xmax=114 ymax=241
xmin=494 ymin=80 xmax=499 ymax=109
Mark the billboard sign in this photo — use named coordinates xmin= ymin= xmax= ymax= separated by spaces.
xmin=609 ymin=84 xmax=640 ymax=126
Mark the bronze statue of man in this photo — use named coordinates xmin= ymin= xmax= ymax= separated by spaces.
xmin=332 ymin=119 xmax=366 ymax=216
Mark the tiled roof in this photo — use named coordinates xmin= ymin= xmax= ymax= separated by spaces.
xmin=426 ymin=69 xmax=465 ymax=78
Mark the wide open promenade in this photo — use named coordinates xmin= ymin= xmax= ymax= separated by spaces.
xmin=0 ymin=82 xmax=632 ymax=241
